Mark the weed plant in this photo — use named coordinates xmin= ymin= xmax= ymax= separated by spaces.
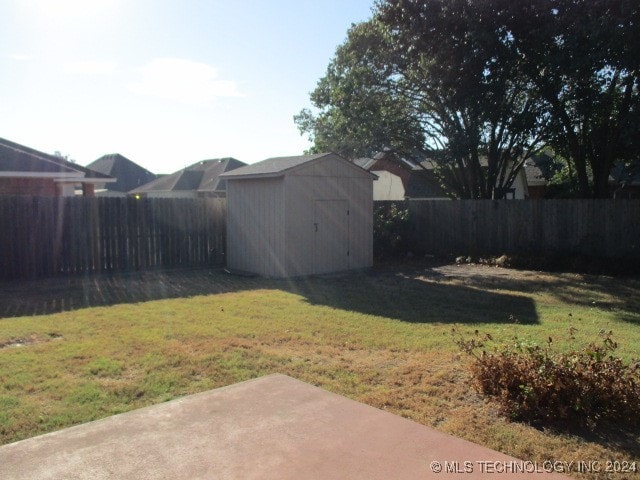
xmin=454 ymin=327 xmax=640 ymax=431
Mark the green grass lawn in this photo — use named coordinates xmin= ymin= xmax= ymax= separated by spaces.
xmin=0 ymin=263 xmax=639 ymax=479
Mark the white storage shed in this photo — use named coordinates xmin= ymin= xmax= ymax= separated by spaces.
xmin=220 ymin=153 xmax=375 ymax=278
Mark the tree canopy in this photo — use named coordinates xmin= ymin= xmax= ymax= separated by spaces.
xmin=496 ymin=0 xmax=640 ymax=198
xmin=294 ymin=20 xmax=426 ymax=160
xmin=296 ymin=0 xmax=640 ymax=198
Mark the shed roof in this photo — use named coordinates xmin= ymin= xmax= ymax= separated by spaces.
xmin=0 ymin=137 xmax=114 ymax=182
xmin=130 ymin=158 xmax=246 ymax=193
xmin=220 ymin=153 xmax=375 ymax=180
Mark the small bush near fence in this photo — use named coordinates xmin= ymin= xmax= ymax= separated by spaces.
xmin=453 ymin=328 xmax=640 ymax=431
xmin=373 ymin=202 xmax=411 ymax=258
xmin=373 ymin=199 xmax=640 ymax=274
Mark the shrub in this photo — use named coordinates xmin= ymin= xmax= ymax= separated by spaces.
xmin=454 ymin=328 xmax=640 ymax=431
xmin=373 ymin=202 xmax=411 ymax=258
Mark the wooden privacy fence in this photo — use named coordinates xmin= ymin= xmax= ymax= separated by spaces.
xmin=379 ymin=199 xmax=640 ymax=258
xmin=0 ymin=196 xmax=226 ymax=280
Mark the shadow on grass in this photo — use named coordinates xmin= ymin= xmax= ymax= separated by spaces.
xmin=0 ymin=268 xmax=250 ymax=319
xmin=540 ymin=424 xmax=640 ymax=458
xmin=583 ymin=429 xmax=640 ymax=458
xmin=403 ymin=260 xmax=640 ymax=325
xmin=285 ymin=272 xmax=538 ymax=324
xmin=0 ymin=265 xmax=538 ymax=325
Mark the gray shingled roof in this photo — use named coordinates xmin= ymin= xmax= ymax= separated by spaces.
xmin=130 ymin=158 xmax=246 ymax=193
xmin=87 ymin=154 xmax=157 ymax=192
xmin=524 ymin=154 xmax=559 ymax=186
xmin=0 ymin=137 xmax=113 ymax=180
xmin=219 ymin=153 xmax=332 ymax=179
xmin=352 ymin=157 xmax=376 ymax=170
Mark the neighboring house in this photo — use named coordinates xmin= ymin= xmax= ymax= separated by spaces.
xmin=357 ymin=149 xmax=531 ymax=200
xmin=523 ymin=154 xmax=561 ymax=198
xmin=0 ymin=137 xmax=114 ymax=196
xmin=523 ymin=154 xmax=639 ymax=199
xmin=354 ymin=151 xmax=449 ymax=200
xmin=610 ymin=161 xmax=640 ymax=199
xmin=417 ymin=155 xmax=530 ymax=200
xmin=221 ymin=152 xmax=374 ymax=278
xmin=129 ymin=158 xmax=246 ymax=198
xmin=499 ymin=163 xmax=529 ymax=199
xmin=86 ymin=154 xmax=157 ymax=196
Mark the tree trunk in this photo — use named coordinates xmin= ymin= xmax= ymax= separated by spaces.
xmin=575 ymin=161 xmax=592 ymax=197
xmin=591 ymin=156 xmax=613 ymax=198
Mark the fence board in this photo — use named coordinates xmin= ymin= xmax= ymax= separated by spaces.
xmin=0 ymin=196 xmax=226 ymax=280
xmin=4 ymin=197 xmax=638 ymax=281
xmin=381 ymin=199 xmax=640 ymax=259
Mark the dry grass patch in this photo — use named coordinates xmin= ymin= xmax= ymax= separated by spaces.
xmin=0 ymin=264 xmax=639 ymax=479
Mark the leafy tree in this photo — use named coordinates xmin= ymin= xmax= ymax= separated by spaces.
xmin=53 ymin=151 xmax=76 ymax=164
xmin=297 ymin=1 xmax=546 ymax=198
xmin=297 ymin=0 xmax=640 ymax=198
xmin=545 ymin=157 xmax=588 ymax=198
xmin=294 ymin=21 xmax=425 ymax=159
xmin=497 ymin=0 xmax=640 ymax=198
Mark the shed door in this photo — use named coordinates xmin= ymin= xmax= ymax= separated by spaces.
xmin=313 ymin=199 xmax=349 ymax=274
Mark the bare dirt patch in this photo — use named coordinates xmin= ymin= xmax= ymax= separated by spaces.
xmin=0 ymin=332 xmax=62 ymax=349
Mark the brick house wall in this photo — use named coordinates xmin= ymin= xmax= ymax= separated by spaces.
xmin=0 ymin=178 xmax=97 ymax=196
xmin=369 ymin=157 xmax=412 ymax=190
xmin=527 ymin=185 xmax=546 ymax=199
xmin=0 ymin=178 xmax=59 ymax=196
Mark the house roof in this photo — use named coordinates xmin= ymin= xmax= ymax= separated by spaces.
xmin=360 ymin=150 xmax=448 ymax=198
xmin=0 ymin=137 xmax=113 ymax=182
xmin=610 ymin=160 xmax=640 ymax=186
xmin=220 ymin=153 xmax=375 ymax=180
xmin=130 ymin=158 xmax=246 ymax=193
xmin=86 ymin=154 xmax=157 ymax=192
xmin=353 ymin=157 xmax=376 ymax=170
xmin=523 ymin=154 xmax=559 ymax=186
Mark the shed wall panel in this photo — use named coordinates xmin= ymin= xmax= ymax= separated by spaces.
xmin=226 ymin=178 xmax=285 ymax=276
xmin=226 ymin=154 xmax=373 ymax=278
xmin=314 ymin=199 xmax=349 ymax=274
xmin=284 ymin=175 xmax=372 ymax=276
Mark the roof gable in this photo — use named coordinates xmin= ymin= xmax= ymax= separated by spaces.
xmin=87 ymin=154 xmax=157 ymax=192
xmin=175 ymin=170 xmax=205 ymax=190
xmin=197 ymin=158 xmax=246 ymax=192
xmin=130 ymin=157 xmax=246 ymax=193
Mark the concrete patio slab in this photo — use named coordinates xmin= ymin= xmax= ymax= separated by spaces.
xmin=0 ymin=374 xmax=569 ymax=479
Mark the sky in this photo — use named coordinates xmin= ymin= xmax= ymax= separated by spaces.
xmin=0 ymin=0 xmax=375 ymax=174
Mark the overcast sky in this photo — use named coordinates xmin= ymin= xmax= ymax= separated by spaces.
xmin=0 ymin=0 xmax=374 ymax=173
